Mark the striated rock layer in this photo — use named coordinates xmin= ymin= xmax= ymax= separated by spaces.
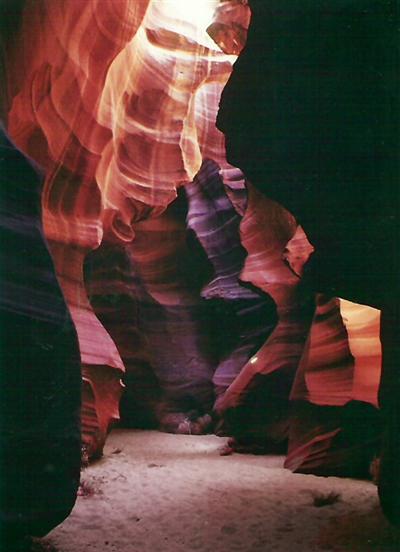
xmin=3 ymin=0 xmax=384 ymax=478
xmin=5 ymin=0 xmax=153 ymax=457
xmin=216 ymin=0 xmax=389 ymax=474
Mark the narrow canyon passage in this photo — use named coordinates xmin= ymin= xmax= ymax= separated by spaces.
xmin=1 ymin=0 xmax=398 ymax=544
xmin=44 ymin=430 xmax=398 ymax=552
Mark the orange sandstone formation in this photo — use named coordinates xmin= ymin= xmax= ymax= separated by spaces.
xmin=4 ymin=0 xmax=382 ymax=474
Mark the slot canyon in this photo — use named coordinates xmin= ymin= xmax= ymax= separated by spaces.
xmin=0 ymin=1 xmax=398 ymax=550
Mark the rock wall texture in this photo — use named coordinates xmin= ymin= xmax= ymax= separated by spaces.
xmin=3 ymin=0 xmax=384 ymax=479
xmin=217 ymin=0 xmax=398 ymax=522
xmin=0 ymin=128 xmax=81 ymax=540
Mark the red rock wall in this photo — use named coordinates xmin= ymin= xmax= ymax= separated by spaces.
xmin=4 ymin=0 xmax=382 ymax=473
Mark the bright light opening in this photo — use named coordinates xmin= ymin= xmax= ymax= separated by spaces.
xmin=152 ymin=0 xmax=221 ymax=49
xmin=165 ymin=0 xmax=218 ymax=29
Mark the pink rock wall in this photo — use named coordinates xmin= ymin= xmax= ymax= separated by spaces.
xmin=5 ymin=0 xmax=382 ymax=473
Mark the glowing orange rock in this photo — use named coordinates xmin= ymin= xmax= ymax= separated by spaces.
xmin=6 ymin=0 xmax=248 ymax=456
xmin=4 ymin=0 xmax=383 ymax=470
xmin=207 ymin=0 xmax=251 ymax=55
xmin=6 ymin=0 xmax=150 ymax=456
xmin=215 ymin=184 xmax=314 ymax=412
xmin=96 ymin=0 xmax=244 ymax=239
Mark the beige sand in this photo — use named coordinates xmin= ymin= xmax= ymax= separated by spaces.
xmin=40 ymin=430 xmax=399 ymax=551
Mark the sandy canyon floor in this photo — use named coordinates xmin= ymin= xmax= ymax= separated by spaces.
xmin=33 ymin=430 xmax=400 ymax=551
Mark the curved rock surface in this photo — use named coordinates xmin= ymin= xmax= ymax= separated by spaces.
xmin=0 ymin=129 xmax=81 ymax=540
xmin=3 ymin=0 xmax=383 ymax=479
